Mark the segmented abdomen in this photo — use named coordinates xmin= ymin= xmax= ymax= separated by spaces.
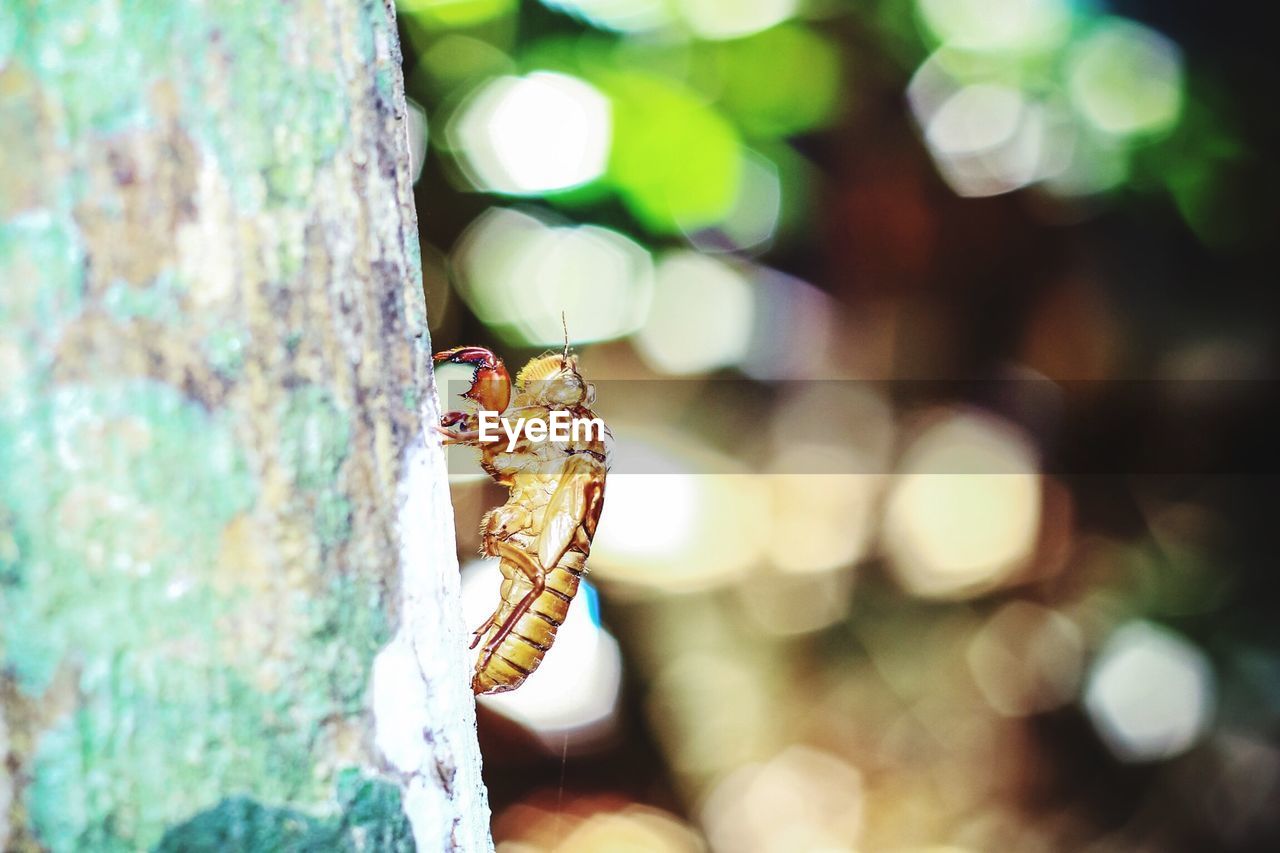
xmin=471 ymin=549 xmax=586 ymax=694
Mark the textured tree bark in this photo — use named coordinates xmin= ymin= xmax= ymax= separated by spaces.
xmin=0 ymin=0 xmax=492 ymax=850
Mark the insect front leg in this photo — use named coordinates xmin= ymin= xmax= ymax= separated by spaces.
xmin=434 ymin=346 xmax=512 ymax=413
xmin=436 ymin=423 xmax=484 ymax=445
xmin=436 ymin=408 xmax=490 ymax=445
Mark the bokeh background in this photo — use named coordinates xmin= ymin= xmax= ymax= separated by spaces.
xmin=396 ymin=1 xmax=1278 ymax=850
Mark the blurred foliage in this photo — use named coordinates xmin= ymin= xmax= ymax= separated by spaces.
xmin=398 ymin=0 xmax=1280 ymax=850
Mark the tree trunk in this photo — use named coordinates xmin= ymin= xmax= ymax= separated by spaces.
xmin=0 ymin=1 xmax=491 ymax=849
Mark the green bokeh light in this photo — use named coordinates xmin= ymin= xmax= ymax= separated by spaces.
xmin=706 ymin=24 xmax=842 ymax=138
xmin=601 ymin=71 xmax=744 ymax=234
xmin=916 ymin=0 xmax=1074 ymax=56
xmin=908 ymin=1 xmax=1189 ymax=203
xmin=1066 ymin=18 xmax=1184 ymax=139
xmin=540 ymin=0 xmax=676 ymax=34
xmin=676 ymin=0 xmax=799 ymax=41
xmin=412 ymin=34 xmax=516 ymax=95
xmin=398 ymin=0 xmax=517 ymax=28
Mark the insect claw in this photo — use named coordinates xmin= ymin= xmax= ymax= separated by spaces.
xmin=433 ymin=346 xmax=512 ymax=413
xmin=434 ymin=346 xmax=500 ymax=369
xmin=435 ymin=424 xmax=479 ymax=445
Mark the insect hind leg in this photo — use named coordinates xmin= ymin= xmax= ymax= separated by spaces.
xmin=477 ymin=542 xmax=546 ymax=669
xmin=469 ymin=611 xmax=498 ymax=649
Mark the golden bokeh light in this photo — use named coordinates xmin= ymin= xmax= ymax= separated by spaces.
xmin=648 ymin=651 xmax=772 ymax=778
xmin=883 ymin=411 xmax=1041 ymax=599
xmin=966 ymin=600 xmax=1083 ymax=716
xmin=591 ymin=426 xmax=770 ymax=594
xmin=451 ymin=207 xmax=653 ymax=346
xmin=765 ymin=446 xmax=883 ymax=575
xmin=700 ymin=746 xmax=864 ymax=853
xmin=633 ymin=251 xmax=754 ymax=376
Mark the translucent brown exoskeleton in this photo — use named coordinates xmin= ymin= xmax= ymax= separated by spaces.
xmin=434 ymin=341 xmax=610 ymax=694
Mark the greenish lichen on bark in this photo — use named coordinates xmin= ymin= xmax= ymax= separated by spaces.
xmin=153 ymin=770 xmax=414 ymax=852
xmin=0 ymin=0 xmax=490 ymax=849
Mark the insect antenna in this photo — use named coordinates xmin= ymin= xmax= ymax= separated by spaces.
xmin=561 ymin=312 xmax=571 ymax=363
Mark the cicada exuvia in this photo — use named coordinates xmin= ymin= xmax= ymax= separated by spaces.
xmin=434 ymin=341 xmax=610 ymax=694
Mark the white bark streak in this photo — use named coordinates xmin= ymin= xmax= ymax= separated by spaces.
xmin=373 ymin=434 xmax=494 ymax=851
xmin=370 ymin=0 xmax=494 ymax=846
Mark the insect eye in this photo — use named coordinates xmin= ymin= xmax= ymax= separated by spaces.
xmin=557 ymin=375 xmax=582 ymax=396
